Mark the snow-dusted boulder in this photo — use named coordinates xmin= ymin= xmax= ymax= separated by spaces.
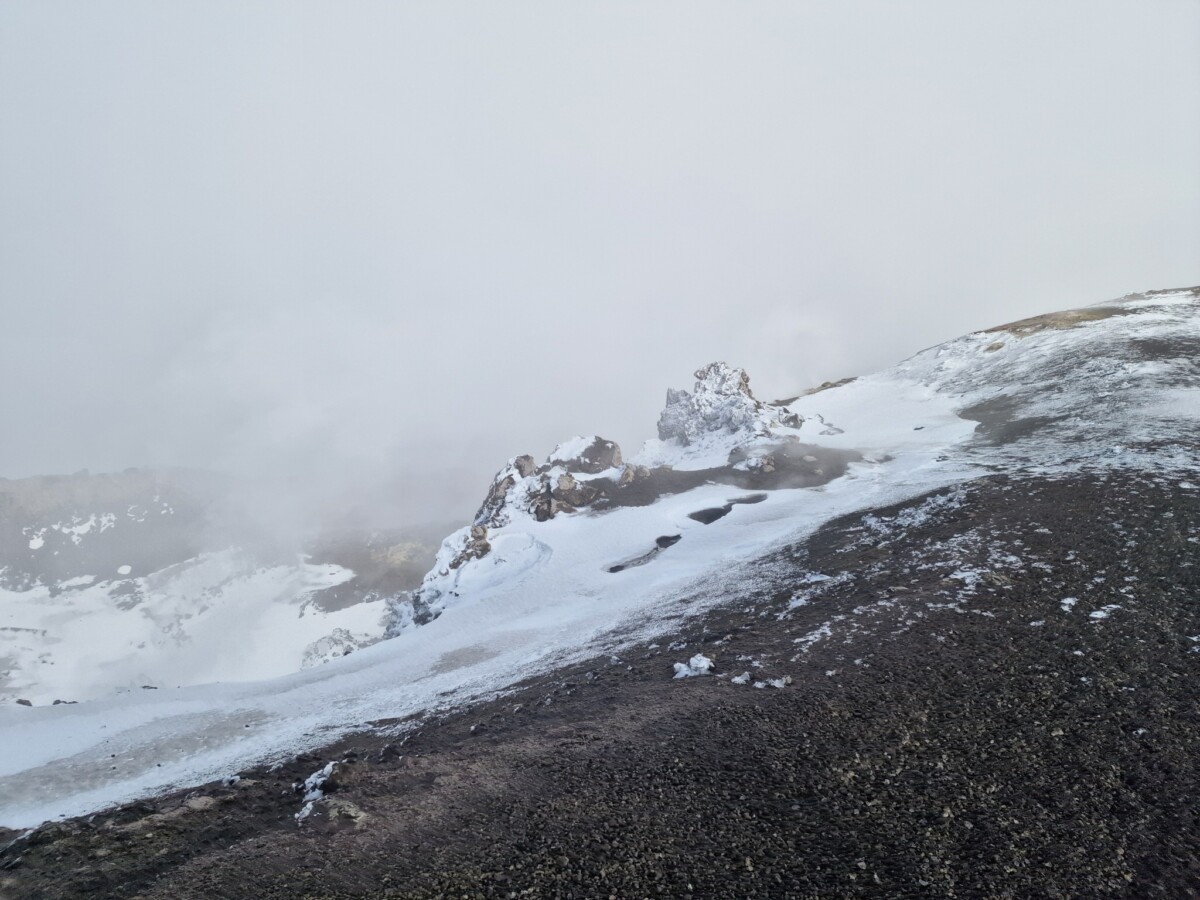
xmin=547 ymin=436 xmax=623 ymax=474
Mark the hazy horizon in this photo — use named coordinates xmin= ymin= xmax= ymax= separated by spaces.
xmin=3 ymin=2 xmax=1198 ymax=527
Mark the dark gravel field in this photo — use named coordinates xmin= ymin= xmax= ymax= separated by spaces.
xmin=3 ymin=469 xmax=1199 ymax=899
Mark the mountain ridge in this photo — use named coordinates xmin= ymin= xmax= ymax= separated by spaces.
xmin=1 ymin=285 xmax=1198 ymax=899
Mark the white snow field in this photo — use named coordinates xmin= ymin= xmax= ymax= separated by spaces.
xmin=0 ymin=288 xmax=1196 ymax=829
xmin=0 ymin=551 xmax=378 ymax=705
xmin=0 ymin=476 xmax=401 ymax=706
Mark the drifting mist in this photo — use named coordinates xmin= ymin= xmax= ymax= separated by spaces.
xmin=2 ymin=2 xmax=1198 ymax=531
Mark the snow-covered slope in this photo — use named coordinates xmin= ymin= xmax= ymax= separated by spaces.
xmin=0 ymin=551 xmax=383 ymax=705
xmin=399 ymin=290 xmax=1199 ymax=634
xmin=1 ymin=287 xmax=1196 ymax=829
xmin=0 ymin=471 xmax=432 ymax=704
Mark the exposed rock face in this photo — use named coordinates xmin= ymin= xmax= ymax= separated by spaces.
xmin=473 ymin=456 xmax=537 ymax=528
xmin=657 ymin=362 xmax=802 ymax=444
xmin=525 ymin=471 xmax=602 ymax=520
xmin=472 ymin=439 xmax=624 ymax=532
xmin=552 ymin=472 xmax=599 ymax=510
xmin=408 ymin=435 xmax=633 ymax=620
xmin=450 ymin=525 xmax=491 ymax=569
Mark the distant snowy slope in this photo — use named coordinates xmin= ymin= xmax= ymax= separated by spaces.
xmin=0 ymin=551 xmax=380 ymax=704
xmin=0 ymin=470 xmax=436 ymax=704
xmin=0 ymin=286 xmax=1196 ymax=829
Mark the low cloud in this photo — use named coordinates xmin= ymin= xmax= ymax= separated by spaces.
xmin=1 ymin=1 xmax=1197 ymax=533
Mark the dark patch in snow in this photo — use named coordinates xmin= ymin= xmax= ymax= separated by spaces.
xmin=729 ymin=493 xmax=767 ymax=505
xmin=960 ymin=395 xmax=1068 ymax=447
xmin=608 ymin=536 xmax=683 ymax=573
xmin=688 ymin=493 xmax=767 ymax=524
xmin=688 ymin=506 xmax=731 ymax=525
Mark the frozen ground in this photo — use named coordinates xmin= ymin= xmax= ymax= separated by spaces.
xmin=0 ymin=287 xmax=1196 ymax=829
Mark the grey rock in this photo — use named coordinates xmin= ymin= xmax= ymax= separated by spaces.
xmin=548 ymin=437 xmax=623 ymax=474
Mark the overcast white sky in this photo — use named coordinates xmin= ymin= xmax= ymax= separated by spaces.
xmin=2 ymin=2 xmax=1198 ymax=526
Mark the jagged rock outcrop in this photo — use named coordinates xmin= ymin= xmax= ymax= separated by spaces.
xmin=473 ymin=456 xmax=537 ymax=528
xmin=406 ymin=434 xmax=636 ymax=622
xmin=470 ymin=438 xmax=625 ymax=532
xmin=525 ymin=470 xmax=605 ymax=521
xmin=403 ymin=364 xmax=826 ymax=630
xmin=657 ymin=362 xmax=802 ymax=444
